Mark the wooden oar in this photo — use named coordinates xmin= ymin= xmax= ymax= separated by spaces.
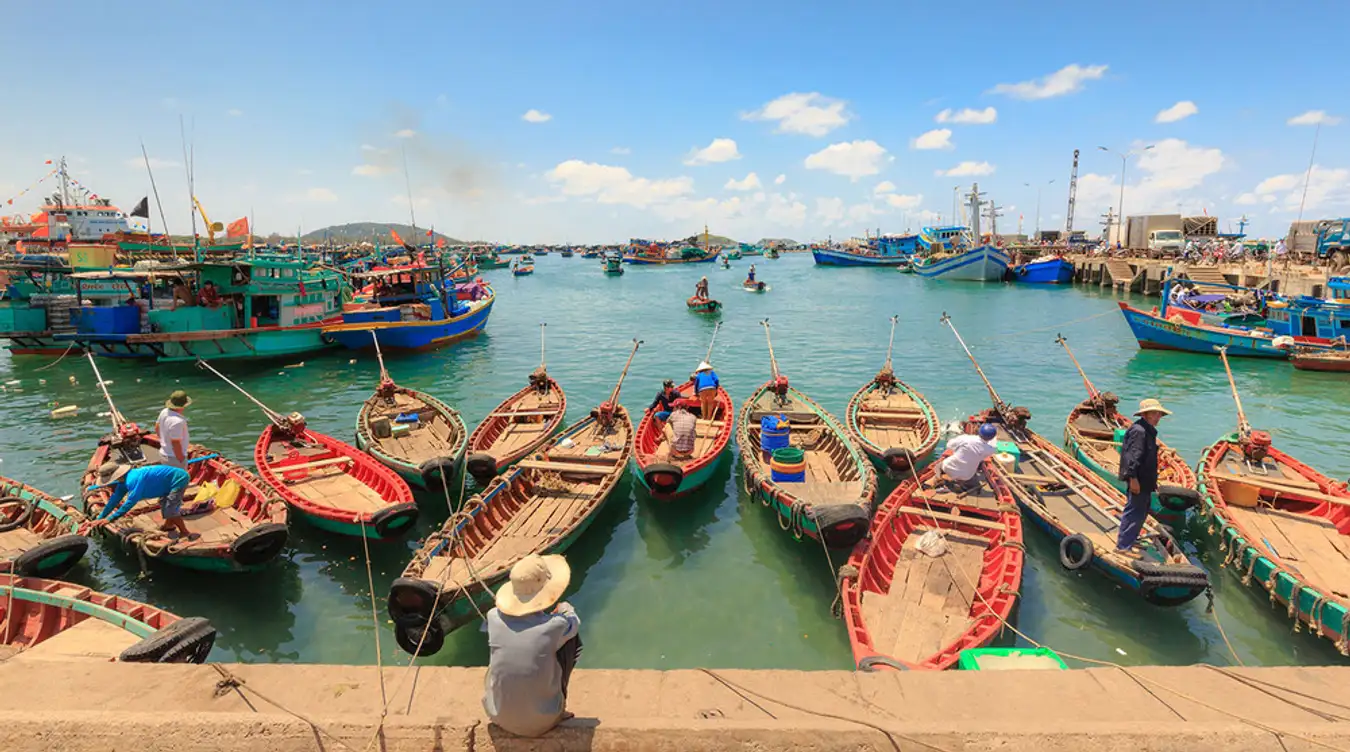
xmin=1055 ymin=334 xmax=1099 ymax=400
xmin=1216 ymin=346 xmax=1252 ymax=436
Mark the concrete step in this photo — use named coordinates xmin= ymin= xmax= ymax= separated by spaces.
xmin=1104 ymin=261 xmax=1135 ymax=285
xmin=1183 ymin=265 xmax=1230 ymax=285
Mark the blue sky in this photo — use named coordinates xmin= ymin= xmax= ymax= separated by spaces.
xmin=2 ymin=0 xmax=1344 ymax=242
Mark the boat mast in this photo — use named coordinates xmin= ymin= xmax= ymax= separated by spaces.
xmin=1217 ymin=347 xmax=1252 ymax=436
xmin=58 ymin=157 xmax=70 ymax=208
xmin=967 ymin=184 xmax=983 ymax=246
xmin=402 ymin=145 xmax=417 ymax=237
xmin=1055 ymin=334 xmax=1099 ymax=399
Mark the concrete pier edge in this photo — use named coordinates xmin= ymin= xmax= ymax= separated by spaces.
xmin=4 ymin=661 xmax=1350 ymax=750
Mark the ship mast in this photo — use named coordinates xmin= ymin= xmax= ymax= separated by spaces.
xmin=57 ymin=157 xmax=70 ymax=208
xmin=1065 ymin=148 xmax=1079 ymax=235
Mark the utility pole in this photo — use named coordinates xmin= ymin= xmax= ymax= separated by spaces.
xmin=1065 ymin=149 xmax=1079 ymax=235
xmin=1098 ymin=144 xmax=1154 ymax=245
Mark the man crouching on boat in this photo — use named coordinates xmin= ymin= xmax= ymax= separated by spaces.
xmin=89 ymin=462 xmax=196 ymax=540
xmin=938 ymin=423 xmax=999 ymax=493
xmin=483 ymin=554 xmax=582 ymax=737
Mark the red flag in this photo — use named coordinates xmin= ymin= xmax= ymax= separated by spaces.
xmin=44 ymin=160 xmax=52 ymax=165
xmin=435 ymin=237 xmax=447 ymax=249
xmin=426 ymin=229 xmax=433 ymax=237
xmin=390 ymin=229 xmax=404 ymax=245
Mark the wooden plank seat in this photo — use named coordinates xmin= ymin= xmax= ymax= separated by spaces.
xmin=856 ymin=410 xmax=926 ymax=419
xmin=487 ymin=409 xmax=564 ymax=418
xmin=892 ymin=506 xmax=1007 ymax=531
xmin=516 ymin=460 xmax=616 ymax=475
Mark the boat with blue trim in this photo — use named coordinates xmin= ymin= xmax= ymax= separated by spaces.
xmin=323 ymin=266 xmax=493 ymax=351
xmin=911 ymin=188 xmax=1010 ymax=281
xmin=1010 ymin=255 xmax=1074 ymax=284
xmin=812 ymin=234 xmax=922 ymax=267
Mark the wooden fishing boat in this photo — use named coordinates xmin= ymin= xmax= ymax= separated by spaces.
xmin=354 ymin=339 xmax=468 ymax=490
xmin=603 ymin=256 xmax=624 ymax=275
xmin=1057 ymin=336 xmax=1200 ymax=528
xmin=465 ymin=370 xmax=566 ymax=486
xmin=844 ymin=316 xmax=940 ymax=478
xmin=0 ymin=573 xmax=216 ymax=663
xmin=743 ymin=280 xmax=766 ymax=293
xmin=943 ymin=315 xmax=1208 ymax=607
xmin=511 ymin=263 xmax=534 ymax=276
xmin=737 ymin=321 xmax=877 ymax=549
xmin=841 ymin=459 xmax=1023 ymax=671
xmin=1199 ymin=348 xmax=1350 ymax=651
xmin=634 ymin=328 xmax=732 ymax=498
xmin=1291 ymin=348 xmax=1350 ymax=372
xmin=686 ymin=296 xmax=722 ymax=314
xmin=387 ymin=342 xmax=640 ymax=655
xmin=82 ymin=432 xmax=291 ymax=573
xmin=0 ymin=475 xmax=89 ymax=579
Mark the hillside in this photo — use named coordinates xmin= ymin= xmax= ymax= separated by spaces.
xmin=756 ymin=237 xmax=799 ymax=246
xmin=299 ymin=222 xmax=464 ymax=245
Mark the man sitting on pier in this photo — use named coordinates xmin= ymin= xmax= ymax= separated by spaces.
xmin=483 ymin=554 xmax=581 ymax=737
xmin=938 ymin=423 xmax=999 ymax=493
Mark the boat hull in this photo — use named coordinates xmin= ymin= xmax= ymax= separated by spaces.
xmin=913 ymin=245 xmax=1010 ymax=281
xmin=633 ymin=383 xmax=733 ymax=500
xmin=1011 ymin=257 xmax=1074 ymax=284
xmin=1292 ymin=352 xmax=1350 ymax=371
xmin=811 ymin=249 xmax=913 ymax=267
xmin=326 ymin=298 xmax=494 ymax=350
xmin=845 ymin=379 xmax=940 ymax=479
xmin=623 ymin=251 xmax=720 ymax=265
xmin=686 ymin=297 xmax=722 ymax=314
xmin=1118 ymin=302 xmax=1292 ymax=357
xmin=0 ymin=476 xmax=89 ymax=579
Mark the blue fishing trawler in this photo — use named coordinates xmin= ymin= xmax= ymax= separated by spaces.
xmin=812 ymin=234 xmax=922 ymax=266
xmin=911 ymin=189 xmax=1011 ymax=281
xmin=323 ymin=266 xmax=494 ymax=350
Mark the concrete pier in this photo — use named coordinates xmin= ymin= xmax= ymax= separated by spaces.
xmin=1065 ymin=255 xmax=1331 ymax=298
xmin=3 ymin=660 xmax=1350 ymax=750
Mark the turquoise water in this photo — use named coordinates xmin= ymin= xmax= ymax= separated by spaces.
xmin=2 ymin=252 xmax=1349 ymax=669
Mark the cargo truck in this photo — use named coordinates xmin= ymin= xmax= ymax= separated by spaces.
xmin=1125 ymin=214 xmax=1184 ymax=255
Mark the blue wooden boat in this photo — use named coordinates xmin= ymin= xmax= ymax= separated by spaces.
xmin=1010 ymin=257 xmax=1074 ymax=284
xmin=323 ymin=270 xmax=495 ymax=351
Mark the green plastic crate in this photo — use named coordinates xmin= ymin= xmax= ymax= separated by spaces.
xmin=957 ymin=647 xmax=1068 ymax=671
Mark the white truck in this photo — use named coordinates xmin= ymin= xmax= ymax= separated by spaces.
xmin=1125 ymin=214 xmax=1184 ymax=255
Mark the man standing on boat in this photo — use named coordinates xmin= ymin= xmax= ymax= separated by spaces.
xmin=156 ymin=390 xmax=192 ymax=469
xmin=648 ymin=380 xmax=684 ymax=429
xmin=939 ymin=423 xmax=998 ymax=492
xmin=694 ymin=276 xmax=709 ymax=300
xmin=1117 ymin=399 xmax=1169 ymax=551
xmin=483 ymin=554 xmax=581 ymax=737
xmin=692 ymin=361 xmax=720 ymax=420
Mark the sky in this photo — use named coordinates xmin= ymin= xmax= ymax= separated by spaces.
xmin=1 ymin=0 xmax=1345 ymax=243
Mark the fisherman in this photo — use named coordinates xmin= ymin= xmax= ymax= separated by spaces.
xmin=694 ymin=276 xmax=709 ymax=299
xmin=692 ymin=361 xmax=720 ymax=420
xmin=483 ymin=554 xmax=581 ymax=738
xmin=659 ymin=402 xmax=698 ymax=462
xmin=199 ymin=281 xmax=223 ymax=309
xmin=746 ymin=264 xmax=757 ymax=283
xmin=1117 ymin=398 xmax=1168 ymax=551
xmin=155 ymin=390 xmax=192 ymax=469
xmin=171 ymin=278 xmax=197 ymax=310
xmin=939 ymin=423 xmax=999 ymax=492
xmin=648 ymin=380 xmax=684 ymax=429
xmin=89 ymin=462 xmax=195 ymax=540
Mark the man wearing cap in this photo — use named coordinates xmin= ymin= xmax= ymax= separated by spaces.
xmin=156 ymin=390 xmax=192 ymax=469
xmin=939 ymin=423 xmax=999 ymax=492
xmin=692 ymin=361 xmax=720 ymax=420
xmin=648 ymin=380 xmax=684 ymax=430
xmin=483 ymin=554 xmax=581 ymax=737
xmin=1117 ymin=398 xmax=1169 ymax=550
xmin=89 ymin=461 xmax=195 ymax=540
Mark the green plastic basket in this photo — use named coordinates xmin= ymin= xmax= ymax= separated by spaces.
xmin=771 ymin=446 xmax=805 ymax=465
xmin=957 ymin=647 xmax=1068 ymax=671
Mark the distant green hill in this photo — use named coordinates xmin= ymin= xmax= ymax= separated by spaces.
xmin=756 ymin=237 xmax=799 ymax=246
xmin=299 ymin=222 xmax=463 ymax=245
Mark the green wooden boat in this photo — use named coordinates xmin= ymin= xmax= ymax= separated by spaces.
xmin=0 ymin=475 xmax=89 ymax=579
xmin=355 ymin=376 xmax=468 ymax=491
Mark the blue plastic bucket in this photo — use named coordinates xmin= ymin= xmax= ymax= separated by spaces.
xmin=771 ymin=466 xmax=806 ymax=483
xmin=760 ymin=415 xmax=790 ymax=455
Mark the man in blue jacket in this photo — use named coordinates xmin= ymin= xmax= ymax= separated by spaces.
xmin=692 ymin=361 xmax=720 ymax=420
xmin=90 ymin=461 xmax=195 ymax=540
xmin=1117 ymin=398 xmax=1169 ymax=550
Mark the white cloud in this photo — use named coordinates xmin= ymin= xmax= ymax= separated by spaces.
xmin=989 ymin=64 xmax=1108 ymax=100
xmin=804 ymin=140 xmax=891 ymax=180
xmin=360 ymin=144 xmax=380 ymax=152
xmin=848 ymin=202 xmax=882 ymax=223
xmin=741 ymin=92 xmax=851 ymax=136
xmin=684 ymin=138 xmax=742 ymax=166
xmin=1287 ymin=110 xmax=1342 ymax=126
xmin=610 ymin=146 xmax=631 ymax=155
xmin=394 ymin=129 xmax=417 ymax=138
xmin=873 ymin=181 xmax=896 ymax=194
xmin=774 ymin=174 xmax=786 ymax=185
xmin=227 ymin=109 xmax=243 ymax=117
xmin=911 ymin=128 xmax=954 ymax=150
xmin=914 ymin=209 xmax=942 ymax=224
xmin=1234 ymin=193 xmax=1259 ymax=206
xmin=289 ymin=188 xmax=337 ymax=203
xmin=352 ymin=164 xmax=392 ymax=177
xmin=522 ymin=109 xmax=552 ymax=123
xmin=935 ymin=107 xmax=997 ymax=125
xmin=725 ymin=172 xmax=762 ymax=191
xmin=545 ymin=160 xmax=693 ymax=207
xmin=126 ymin=157 xmax=180 ymax=170
xmin=765 ymin=193 xmax=807 ymax=227
xmin=1072 ymin=138 xmax=1228 ymax=219
xmin=1241 ymin=165 xmax=1350 ymax=213
xmin=1155 ymin=101 xmax=1198 ymax=123
xmin=815 ymin=197 xmax=845 ymax=224
xmin=937 ymin=161 xmax=996 ymax=177
xmin=884 ymin=193 xmax=923 ymax=210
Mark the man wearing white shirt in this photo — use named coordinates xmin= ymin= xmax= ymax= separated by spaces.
xmin=940 ymin=423 xmax=999 ymax=491
xmin=156 ymin=390 xmax=192 ymax=469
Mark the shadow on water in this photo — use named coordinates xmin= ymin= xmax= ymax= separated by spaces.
xmin=631 ymin=455 xmax=732 ymax=568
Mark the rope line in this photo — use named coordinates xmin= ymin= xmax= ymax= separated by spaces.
xmin=357 ymin=518 xmax=390 ymax=721
xmin=210 ymin=664 xmax=360 ymax=752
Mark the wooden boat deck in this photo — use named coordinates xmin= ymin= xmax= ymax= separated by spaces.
xmin=366 ymin=391 xmax=463 ymax=464
xmin=648 ymin=419 xmax=725 ymax=466
xmin=0 ymin=529 xmax=43 ymax=560
xmin=475 ymin=388 xmax=563 ymax=458
xmin=6 ymin=617 xmax=138 ymax=662
xmin=109 ymin=501 xmax=259 ymax=546
xmin=746 ymin=390 xmax=863 ymax=509
xmin=855 ymin=389 xmax=932 ymax=450
xmin=265 ymin=440 xmax=386 ymax=514
xmin=1068 ymin=407 xmax=1194 ymax=488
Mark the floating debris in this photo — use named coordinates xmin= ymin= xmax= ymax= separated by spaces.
xmin=348 ymin=359 xmax=357 ymax=364
xmin=50 ymin=405 xmax=79 ymax=418
xmin=98 ymin=380 xmax=114 ymax=386
xmin=284 ymin=362 xmax=305 ymax=369
xmin=38 ymin=379 xmax=46 ymax=385
xmin=4 ymin=379 xmax=19 ymax=386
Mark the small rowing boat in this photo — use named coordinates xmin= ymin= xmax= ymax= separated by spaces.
xmin=737 ymin=320 xmax=877 ymax=548
xmin=1291 ymin=348 xmax=1350 ymax=372
xmin=845 ymin=316 xmax=939 ymax=478
xmin=465 ymin=324 xmax=568 ymax=485
xmin=387 ymin=341 xmax=640 ymax=655
xmin=686 ymin=295 xmax=722 ymax=314
xmin=743 ymin=280 xmax=766 ymax=293
xmin=0 ymin=475 xmax=88 ymax=579
xmin=841 ymin=458 xmax=1023 ymax=670
xmin=603 ymin=255 xmax=624 ymax=275
xmin=197 ymin=361 xmax=419 ymax=540
xmin=1057 ymin=336 xmax=1199 ymax=528
xmin=355 ymin=334 xmax=467 ymax=490
xmin=1199 ymin=347 xmax=1350 ymax=651
xmin=943 ymin=314 xmax=1208 ymax=607
xmin=0 ymin=573 xmax=216 ymax=663
xmin=634 ymin=322 xmax=731 ymax=498
xmin=511 ymin=262 xmax=534 ymax=276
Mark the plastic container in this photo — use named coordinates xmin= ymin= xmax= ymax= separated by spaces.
xmin=771 ymin=447 xmax=805 ymax=465
xmin=957 ymin=647 xmax=1068 ymax=671
xmin=72 ymin=305 xmax=141 ymax=335
xmin=1112 ymin=427 xmax=1127 ymax=445
xmin=994 ymin=440 xmax=1021 ymax=471
xmin=760 ymin=415 xmax=790 ymax=454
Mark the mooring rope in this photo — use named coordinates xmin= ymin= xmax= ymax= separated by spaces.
xmin=34 ymin=342 xmax=76 ymax=371
xmin=356 ymin=518 xmax=390 ymax=719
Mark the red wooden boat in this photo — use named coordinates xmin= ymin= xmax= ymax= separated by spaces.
xmin=1291 ymin=349 xmax=1350 ymax=372
xmin=254 ymin=414 xmax=418 ymax=540
xmin=841 ymin=459 xmax=1023 ymax=671
xmin=465 ymin=368 xmax=567 ymax=486
xmin=0 ymin=573 xmax=216 ymax=663
xmin=633 ymin=379 xmax=732 ymax=498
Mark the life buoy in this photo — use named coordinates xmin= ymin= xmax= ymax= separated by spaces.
xmin=1059 ymin=533 xmax=1094 ymax=570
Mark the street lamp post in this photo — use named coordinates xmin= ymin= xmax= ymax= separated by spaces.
xmin=1098 ymin=144 xmax=1153 ymax=245
xmin=1024 ymin=179 xmax=1055 ymax=236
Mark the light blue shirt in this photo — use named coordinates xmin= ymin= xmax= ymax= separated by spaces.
xmin=98 ymin=465 xmax=190 ymax=522
xmin=482 ymin=605 xmax=580 ymax=737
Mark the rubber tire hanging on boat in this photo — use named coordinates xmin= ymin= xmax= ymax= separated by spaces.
xmin=643 ymin=463 xmax=684 ymax=496
xmin=11 ymin=534 xmax=89 ymax=578
xmin=881 ymin=447 xmax=917 ymax=478
xmin=371 ymin=503 xmax=419 ymax=539
xmin=812 ymin=503 xmax=871 ymax=550
xmin=1155 ymin=485 xmax=1201 ymax=513
xmin=856 ymin=654 xmax=910 ymax=672
xmin=0 ymin=497 xmax=35 ymax=533
xmin=1138 ymin=574 xmax=1210 ymax=607
xmin=418 ymin=456 xmax=459 ymax=489
xmin=228 ymin=523 xmax=289 ymax=568
xmin=1059 ymin=533 xmax=1094 ymax=570
xmin=465 ymin=453 xmax=498 ymax=485
xmin=395 ymin=612 xmax=453 ymax=657
xmin=388 ymin=577 xmax=441 ymax=623
xmin=118 ymin=617 xmax=218 ymax=664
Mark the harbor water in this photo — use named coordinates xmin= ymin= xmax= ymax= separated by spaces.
xmin=2 ymin=252 xmax=1348 ymax=669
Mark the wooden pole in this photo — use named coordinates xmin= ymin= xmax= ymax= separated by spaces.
xmin=84 ymin=350 xmax=124 ymax=431
xmin=761 ymin=319 xmax=780 ymax=380
xmin=884 ymin=314 xmax=898 ymax=371
xmin=941 ymin=312 xmax=1010 ymax=417
xmin=704 ymin=321 xmax=721 ymax=365
xmin=608 ymin=339 xmax=642 ymax=405
xmin=540 ymin=322 xmax=547 ymax=369
xmin=1055 ymin=334 xmax=1099 ymax=399
xmin=370 ymin=331 xmax=389 ymax=383
xmin=1217 ymin=347 xmax=1251 ymax=435
xmin=196 ymin=359 xmax=284 ymax=424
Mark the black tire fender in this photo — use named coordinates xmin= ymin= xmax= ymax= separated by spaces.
xmin=0 ymin=497 xmax=35 ymax=533
xmin=1139 ymin=574 xmax=1210 ymax=607
xmin=857 ymin=654 xmax=909 ymax=672
xmin=388 ymin=576 xmax=441 ymax=623
xmin=1059 ymin=533 xmax=1094 ymax=570
xmin=881 ymin=447 xmax=916 ymax=476
xmin=118 ymin=616 xmax=217 ymax=664
xmin=12 ymin=534 xmax=89 ymax=578
xmin=465 ymin=453 xmax=498 ymax=484
xmin=643 ymin=463 xmax=684 ymax=496
xmin=811 ymin=503 xmax=871 ymax=550
xmin=228 ymin=523 xmax=289 ymax=568
xmin=394 ymin=612 xmax=452 ymax=657
xmin=417 ymin=456 xmax=458 ymax=489
xmin=1156 ymin=485 xmax=1201 ymax=513
xmin=371 ymin=503 xmax=419 ymax=539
